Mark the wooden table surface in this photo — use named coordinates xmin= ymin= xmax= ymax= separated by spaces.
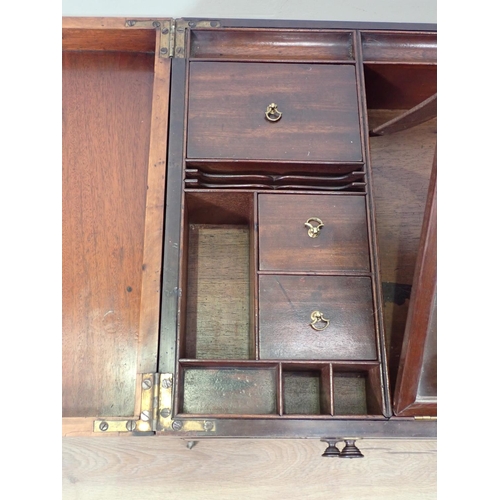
xmin=63 ymin=437 xmax=436 ymax=499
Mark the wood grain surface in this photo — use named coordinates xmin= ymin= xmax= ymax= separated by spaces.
xmin=62 ymin=437 xmax=437 ymax=500
xmin=62 ymin=51 xmax=154 ymax=418
xmin=187 ymin=62 xmax=362 ymax=161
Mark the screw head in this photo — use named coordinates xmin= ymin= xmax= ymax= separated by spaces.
xmin=142 ymin=379 xmax=152 ymax=390
xmin=140 ymin=411 xmax=150 ymax=422
xmin=152 ymin=21 xmax=160 ymax=28
xmin=162 ymin=378 xmax=172 ymax=389
xmin=160 ymin=408 xmax=171 ymax=418
xmin=126 ymin=20 xmax=136 ymax=26
xmin=99 ymin=422 xmax=109 ymax=431
xmin=162 ymin=27 xmax=169 ymax=34
xmin=160 ymin=47 xmax=168 ymax=54
xmin=126 ymin=420 xmax=137 ymax=432
xmin=188 ymin=22 xmax=195 ymax=27
xmin=203 ymin=421 xmax=214 ymax=431
xmin=171 ymin=420 xmax=183 ymax=431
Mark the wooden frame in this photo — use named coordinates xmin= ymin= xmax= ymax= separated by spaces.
xmin=62 ymin=18 xmax=171 ymax=436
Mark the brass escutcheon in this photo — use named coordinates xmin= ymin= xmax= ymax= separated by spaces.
xmin=305 ymin=217 xmax=324 ymax=238
xmin=310 ymin=310 xmax=330 ymax=331
xmin=265 ymin=103 xmax=282 ymax=122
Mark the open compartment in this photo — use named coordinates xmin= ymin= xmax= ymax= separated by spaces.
xmin=180 ymin=191 xmax=257 ymax=360
xmin=282 ymin=364 xmax=332 ymax=415
xmin=362 ymin=60 xmax=437 ymax=395
xmin=332 ymin=364 xmax=385 ymax=416
xmin=178 ymin=362 xmax=278 ymax=416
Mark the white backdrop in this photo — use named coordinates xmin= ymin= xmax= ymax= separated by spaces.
xmin=61 ymin=0 xmax=436 ymax=24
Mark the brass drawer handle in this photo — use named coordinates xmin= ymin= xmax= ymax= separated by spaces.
xmin=305 ymin=217 xmax=324 ymax=238
xmin=265 ymin=103 xmax=282 ymax=122
xmin=310 ymin=310 xmax=330 ymax=331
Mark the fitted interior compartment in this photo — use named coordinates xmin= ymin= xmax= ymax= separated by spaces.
xmin=333 ymin=365 xmax=384 ymax=416
xmin=363 ymin=63 xmax=437 ymax=393
xmin=190 ymin=29 xmax=354 ymax=61
xmin=179 ymin=364 xmax=278 ymax=415
xmin=282 ymin=364 xmax=331 ymax=415
xmin=181 ymin=191 xmax=256 ymax=360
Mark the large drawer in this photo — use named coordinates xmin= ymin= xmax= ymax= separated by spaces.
xmin=258 ymin=193 xmax=370 ymax=272
xmin=259 ymin=275 xmax=377 ymax=360
xmin=187 ymin=62 xmax=362 ymax=162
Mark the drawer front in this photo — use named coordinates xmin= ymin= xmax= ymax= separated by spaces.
xmin=259 ymin=194 xmax=370 ymax=272
xmin=187 ymin=62 xmax=362 ymax=162
xmin=259 ymin=275 xmax=377 ymax=360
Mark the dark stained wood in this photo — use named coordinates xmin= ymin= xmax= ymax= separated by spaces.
xmin=190 ymin=29 xmax=354 ymax=61
xmin=370 ymin=93 xmax=437 ymax=136
xmin=62 ymin=51 xmax=155 ymax=418
xmin=258 ymin=193 xmax=370 ymax=272
xmin=259 ymin=275 xmax=377 ymax=360
xmin=364 ymin=64 xmax=437 ymax=109
xmin=63 ymin=28 xmax=156 ymax=52
xmin=393 ymin=154 xmax=437 ymax=417
xmin=361 ymin=31 xmax=437 ymax=63
xmin=186 ymin=62 xmax=362 ymax=162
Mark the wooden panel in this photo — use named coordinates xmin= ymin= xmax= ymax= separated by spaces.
xmin=364 ymin=64 xmax=437 ymax=109
xmin=62 ymin=51 xmax=154 ymax=418
xmin=187 ymin=62 xmax=362 ymax=161
xmin=258 ymin=193 xmax=370 ymax=272
xmin=361 ymin=31 xmax=437 ymax=63
xmin=62 ymin=437 xmax=437 ymax=500
xmin=190 ymin=29 xmax=354 ymax=60
xmin=259 ymin=275 xmax=377 ymax=360
xmin=393 ymin=157 xmax=437 ymax=417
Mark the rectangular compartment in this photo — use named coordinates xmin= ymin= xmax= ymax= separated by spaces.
xmin=181 ymin=192 xmax=256 ymax=360
xmin=332 ymin=365 xmax=384 ymax=416
xmin=179 ymin=365 xmax=277 ymax=415
xmin=187 ymin=61 xmax=362 ymax=162
xmin=282 ymin=364 xmax=332 ymax=415
xmin=190 ymin=29 xmax=354 ymax=61
xmin=258 ymin=193 xmax=370 ymax=272
xmin=361 ymin=31 xmax=437 ymax=63
xmin=259 ymin=275 xmax=377 ymax=360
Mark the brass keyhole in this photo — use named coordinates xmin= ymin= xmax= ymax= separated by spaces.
xmin=305 ymin=217 xmax=324 ymax=238
xmin=310 ymin=310 xmax=330 ymax=331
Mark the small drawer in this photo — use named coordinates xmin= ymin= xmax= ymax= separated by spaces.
xmin=258 ymin=193 xmax=370 ymax=272
xmin=187 ymin=61 xmax=362 ymax=162
xmin=259 ymin=275 xmax=377 ymax=360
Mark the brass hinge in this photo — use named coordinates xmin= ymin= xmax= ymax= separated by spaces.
xmin=93 ymin=373 xmax=216 ymax=434
xmin=414 ymin=416 xmax=438 ymax=420
xmin=170 ymin=19 xmax=221 ymax=58
xmin=124 ymin=19 xmax=172 ymax=58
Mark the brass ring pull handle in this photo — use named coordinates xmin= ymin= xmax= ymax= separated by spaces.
xmin=304 ymin=217 xmax=324 ymax=238
xmin=310 ymin=310 xmax=330 ymax=331
xmin=265 ymin=103 xmax=282 ymax=122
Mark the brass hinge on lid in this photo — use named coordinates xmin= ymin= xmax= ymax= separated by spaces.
xmin=124 ymin=19 xmax=172 ymax=58
xmin=170 ymin=19 xmax=221 ymax=58
xmin=414 ymin=416 xmax=438 ymax=420
xmin=93 ymin=373 xmax=216 ymax=434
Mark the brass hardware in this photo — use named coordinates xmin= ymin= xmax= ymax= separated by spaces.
xmin=93 ymin=372 xmax=216 ymax=434
xmin=310 ymin=310 xmax=330 ymax=331
xmin=265 ymin=103 xmax=282 ymax=122
xmin=304 ymin=217 xmax=324 ymax=238
xmin=414 ymin=416 xmax=437 ymax=420
xmin=172 ymin=19 xmax=221 ymax=58
xmin=124 ymin=19 xmax=171 ymax=58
